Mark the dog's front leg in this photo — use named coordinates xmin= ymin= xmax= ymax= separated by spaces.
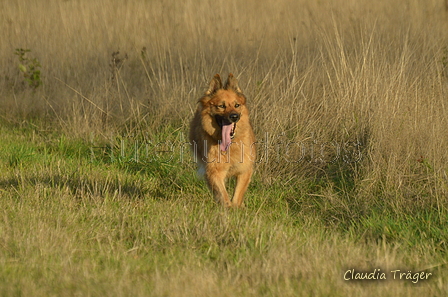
xmin=231 ymin=168 xmax=253 ymax=207
xmin=206 ymin=170 xmax=231 ymax=207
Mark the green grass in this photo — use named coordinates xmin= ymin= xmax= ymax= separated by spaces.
xmin=0 ymin=121 xmax=447 ymax=296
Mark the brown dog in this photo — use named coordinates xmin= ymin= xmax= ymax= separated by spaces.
xmin=189 ymin=73 xmax=256 ymax=207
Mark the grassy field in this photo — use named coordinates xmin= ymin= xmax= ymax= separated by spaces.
xmin=1 ymin=0 xmax=448 ymax=296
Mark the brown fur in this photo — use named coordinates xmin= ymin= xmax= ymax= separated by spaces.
xmin=189 ymin=73 xmax=256 ymax=207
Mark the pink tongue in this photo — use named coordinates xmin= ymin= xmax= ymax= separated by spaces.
xmin=220 ymin=124 xmax=233 ymax=151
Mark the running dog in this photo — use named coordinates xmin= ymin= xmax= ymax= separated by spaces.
xmin=189 ymin=73 xmax=256 ymax=207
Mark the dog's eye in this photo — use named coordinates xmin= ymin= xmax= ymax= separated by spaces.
xmin=218 ymin=104 xmax=226 ymax=108
xmin=235 ymin=104 xmax=240 ymax=108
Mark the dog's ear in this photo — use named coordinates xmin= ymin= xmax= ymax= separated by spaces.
xmin=205 ymin=74 xmax=222 ymax=95
xmin=224 ymin=73 xmax=242 ymax=93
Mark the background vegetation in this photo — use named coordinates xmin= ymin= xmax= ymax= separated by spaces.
xmin=1 ymin=0 xmax=448 ymax=295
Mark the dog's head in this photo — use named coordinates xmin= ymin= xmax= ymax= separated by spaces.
xmin=199 ymin=73 xmax=247 ymax=151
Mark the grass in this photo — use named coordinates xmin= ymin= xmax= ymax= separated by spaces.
xmin=0 ymin=117 xmax=446 ymax=296
xmin=1 ymin=0 xmax=448 ymax=295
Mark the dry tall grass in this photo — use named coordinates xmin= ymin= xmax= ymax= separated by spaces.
xmin=3 ymin=0 xmax=448 ymax=213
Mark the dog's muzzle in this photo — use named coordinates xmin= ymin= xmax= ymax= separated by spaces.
xmin=229 ymin=113 xmax=240 ymax=123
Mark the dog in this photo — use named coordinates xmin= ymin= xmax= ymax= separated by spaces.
xmin=189 ymin=73 xmax=256 ymax=207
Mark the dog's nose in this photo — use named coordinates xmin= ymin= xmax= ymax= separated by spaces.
xmin=229 ymin=113 xmax=240 ymax=122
